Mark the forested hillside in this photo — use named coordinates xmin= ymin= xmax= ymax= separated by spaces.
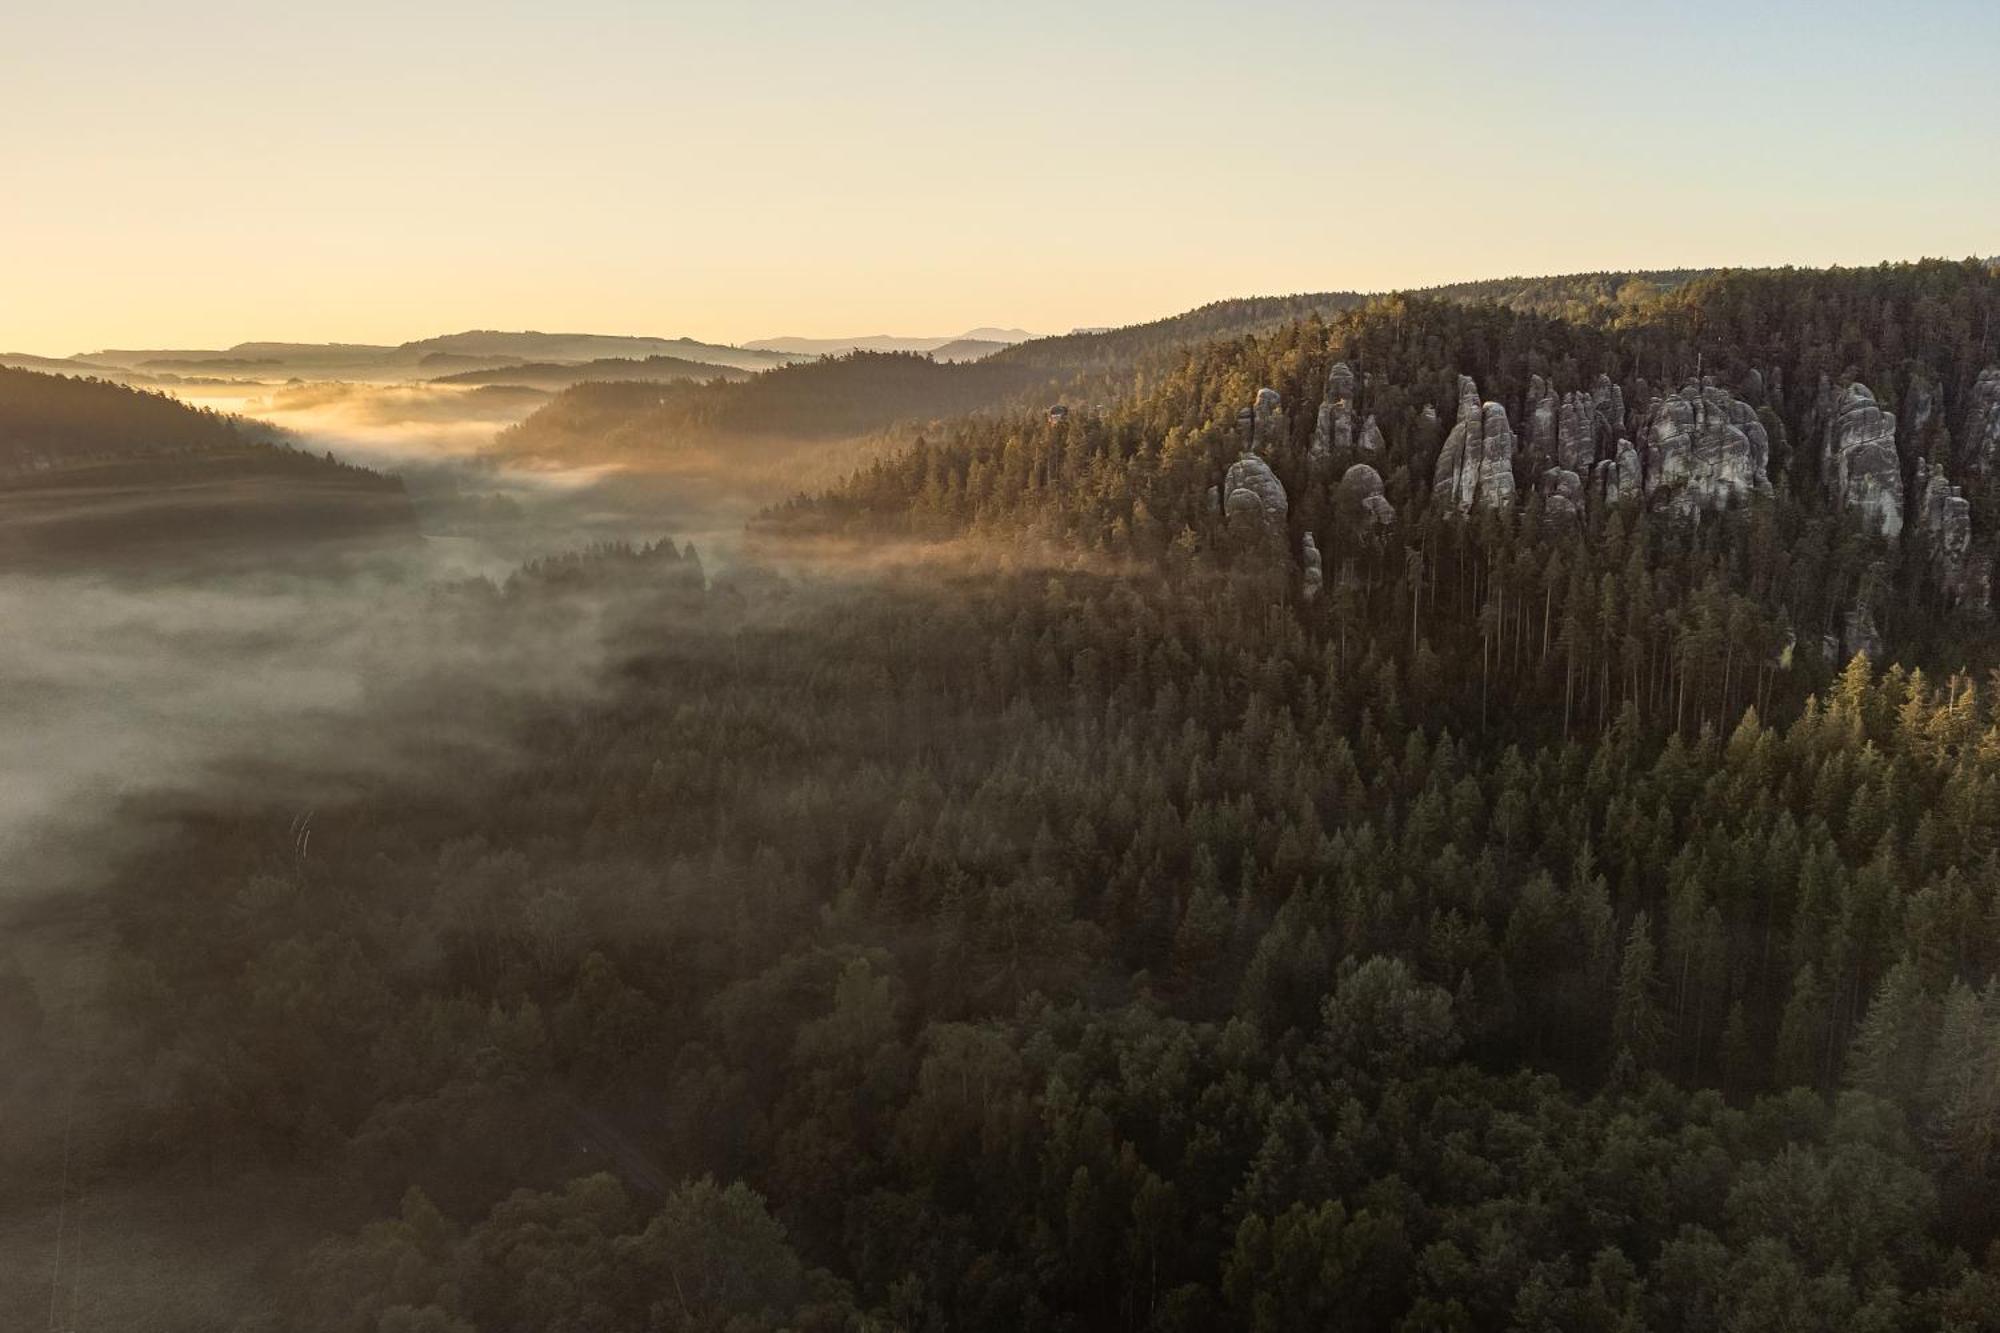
xmin=0 ymin=367 xmax=416 ymax=564
xmin=37 ymin=543 xmax=2000 ymax=1331
xmin=0 ymin=366 xmax=256 ymax=469
xmin=788 ymin=260 xmax=2000 ymax=681
xmin=491 ymin=270 xmax=1728 ymax=470
xmin=429 ymin=355 xmax=749 ymax=390
xmin=17 ymin=262 xmax=2000 ymax=1331
xmin=491 ymin=352 xmax=1051 ymax=465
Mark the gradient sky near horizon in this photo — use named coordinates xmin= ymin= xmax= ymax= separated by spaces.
xmin=3 ymin=0 xmax=1996 ymax=353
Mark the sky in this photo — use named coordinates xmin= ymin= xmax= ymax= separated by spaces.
xmin=2 ymin=0 xmax=1996 ymax=352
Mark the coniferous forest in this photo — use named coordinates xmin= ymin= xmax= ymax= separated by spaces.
xmin=14 ymin=261 xmax=2000 ymax=1331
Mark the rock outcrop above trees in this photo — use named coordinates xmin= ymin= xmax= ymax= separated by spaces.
xmin=1640 ymin=381 xmax=1770 ymax=513
xmin=1821 ymin=382 xmax=1904 ymax=539
xmin=1840 ymin=605 xmax=1885 ymax=664
xmin=1527 ymin=374 xmax=1624 ymax=474
xmin=1540 ymin=467 xmax=1584 ymax=526
xmin=1913 ymin=460 xmax=1989 ymax=611
xmin=1525 ymin=376 xmax=1559 ymax=462
xmin=1432 ymin=375 xmax=1516 ymax=513
xmin=1339 ymin=463 xmax=1396 ymax=527
xmin=1593 ymin=440 xmax=1643 ymax=506
xmin=1310 ymin=363 xmax=1362 ymax=476
xmin=1223 ymin=452 xmax=1289 ymax=529
xmin=1965 ymin=368 xmax=2000 ymax=479
xmin=1252 ymin=387 xmax=1286 ymax=455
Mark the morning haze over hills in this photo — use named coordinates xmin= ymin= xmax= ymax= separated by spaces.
xmin=15 ymin=254 xmax=2000 ymax=1331
xmin=7 ymin=0 xmax=2000 ymax=1328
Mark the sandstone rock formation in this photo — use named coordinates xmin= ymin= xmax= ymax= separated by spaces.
xmin=1309 ymin=402 xmax=1353 ymax=477
xmin=1224 ymin=452 xmax=1289 ymax=529
xmin=1310 ymin=363 xmax=1361 ymax=476
xmin=1432 ymin=375 xmax=1517 ymax=513
xmin=1913 ymin=460 xmax=1989 ymax=610
xmin=1359 ymin=415 xmax=1385 ymax=453
xmin=1525 ymin=375 xmax=1559 ymax=462
xmin=1903 ymin=373 xmax=1939 ymax=457
xmin=1821 ymin=382 xmax=1904 ymax=539
xmin=1253 ymin=388 xmax=1286 ymax=455
xmin=1554 ymin=393 xmax=1592 ymax=472
xmin=1339 ymin=463 xmax=1396 ymax=527
xmin=1540 ymin=467 xmax=1584 ymax=526
xmin=1301 ymin=533 xmax=1323 ymax=600
xmin=1597 ymin=374 xmax=1627 ymax=427
xmin=1559 ymin=376 xmax=1625 ymax=472
xmin=1641 ymin=381 xmax=1770 ymax=513
xmin=1841 ymin=605 xmax=1885 ymax=664
xmin=1326 ymin=360 xmax=1357 ymax=404
xmin=1965 ymin=368 xmax=2000 ymax=479
xmin=1593 ymin=440 xmax=1643 ymax=506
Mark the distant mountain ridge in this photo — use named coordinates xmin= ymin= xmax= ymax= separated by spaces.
xmin=399 ymin=331 xmax=797 ymax=372
xmin=745 ymin=329 xmax=1031 ymax=358
xmin=38 ymin=330 xmax=806 ymax=383
xmin=429 ymin=355 xmax=751 ymax=390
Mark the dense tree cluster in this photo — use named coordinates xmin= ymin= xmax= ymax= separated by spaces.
xmin=494 ymin=353 xmax=1051 ymax=464
xmin=0 ymin=365 xmax=257 ymax=469
xmin=0 ymin=366 xmax=402 ymax=488
xmin=30 ymin=536 xmax=2000 ymax=1330
xmin=16 ymin=261 xmax=2000 ymax=1329
xmin=783 ymin=261 xmax=2000 ymax=680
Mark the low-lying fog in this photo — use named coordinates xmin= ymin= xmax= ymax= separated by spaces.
xmin=0 ymin=375 xmax=786 ymax=1322
xmin=4 ymin=378 xmax=761 ymax=896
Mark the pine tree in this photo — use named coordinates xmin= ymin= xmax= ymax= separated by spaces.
xmin=1612 ymin=912 xmax=1666 ymax=1068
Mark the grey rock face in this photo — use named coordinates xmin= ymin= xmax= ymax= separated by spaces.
xmin=1965 ymin=368 xmax=2000 ymax=479
xmin=1526 ymin=375 xmax=1559 ymax=462
xmin=1540 ymin=467 xmax=1584 ymax=526
xmin=1310 ymin=362 xmax=1362 ymax=475
xmin=1253 ymin=388 xmax=1286 ymax=455
xmin=1310 ymin=401 xmax=1355 ymax=477
xmin=1224 ymin=452 xmax=1289 ymax=529
xmin=1339 ymin=462 xmax=1395 ymax=527
xmin=1326 ymin=361 xmax=1358 ymax=405
xmin=1903 ymin=374 xmax=1939 ymax=456
xmin=1306 ymin=419 xmax=1334 ymax=478
xmin=1359 ymin=415 xmax=1385 ymax=453
xmin=1914 ymin=460 xmax=1988 ymax=610
xmin=1594 ymin=375 xmax=1626 ymax=436
xmin=1642 ymin=381 xmax=1770 ymax=513
xmin=1592 ymin=439 xmax=1643 ymax=506
xmin=1554 ymin=376 xmax=1624 ymax=473
xmin=1841 ymin=605 xmax=1885 ymax=664
xmin=1432 ymin=375 xmax=1517 ymax=513
xmin=1556 ymin=394 xmax=1595 ymax=472
xmin=1822 ymin=382 xmax=1904 ymax=539
xmin=1301 ymin=533 xmax=1324 ymax=600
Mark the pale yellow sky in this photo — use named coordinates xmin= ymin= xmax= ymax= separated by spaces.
xmin=3 ymin=0 xmax=1994 ymax=353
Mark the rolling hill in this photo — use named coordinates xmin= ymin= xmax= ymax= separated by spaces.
xmin=745 ymin=328 xmax=1032 ymax=357
xmin=428 ymin=354 xmax=750 ymax=390
xmin=0 ymin=367 xmax=416 ymax=567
